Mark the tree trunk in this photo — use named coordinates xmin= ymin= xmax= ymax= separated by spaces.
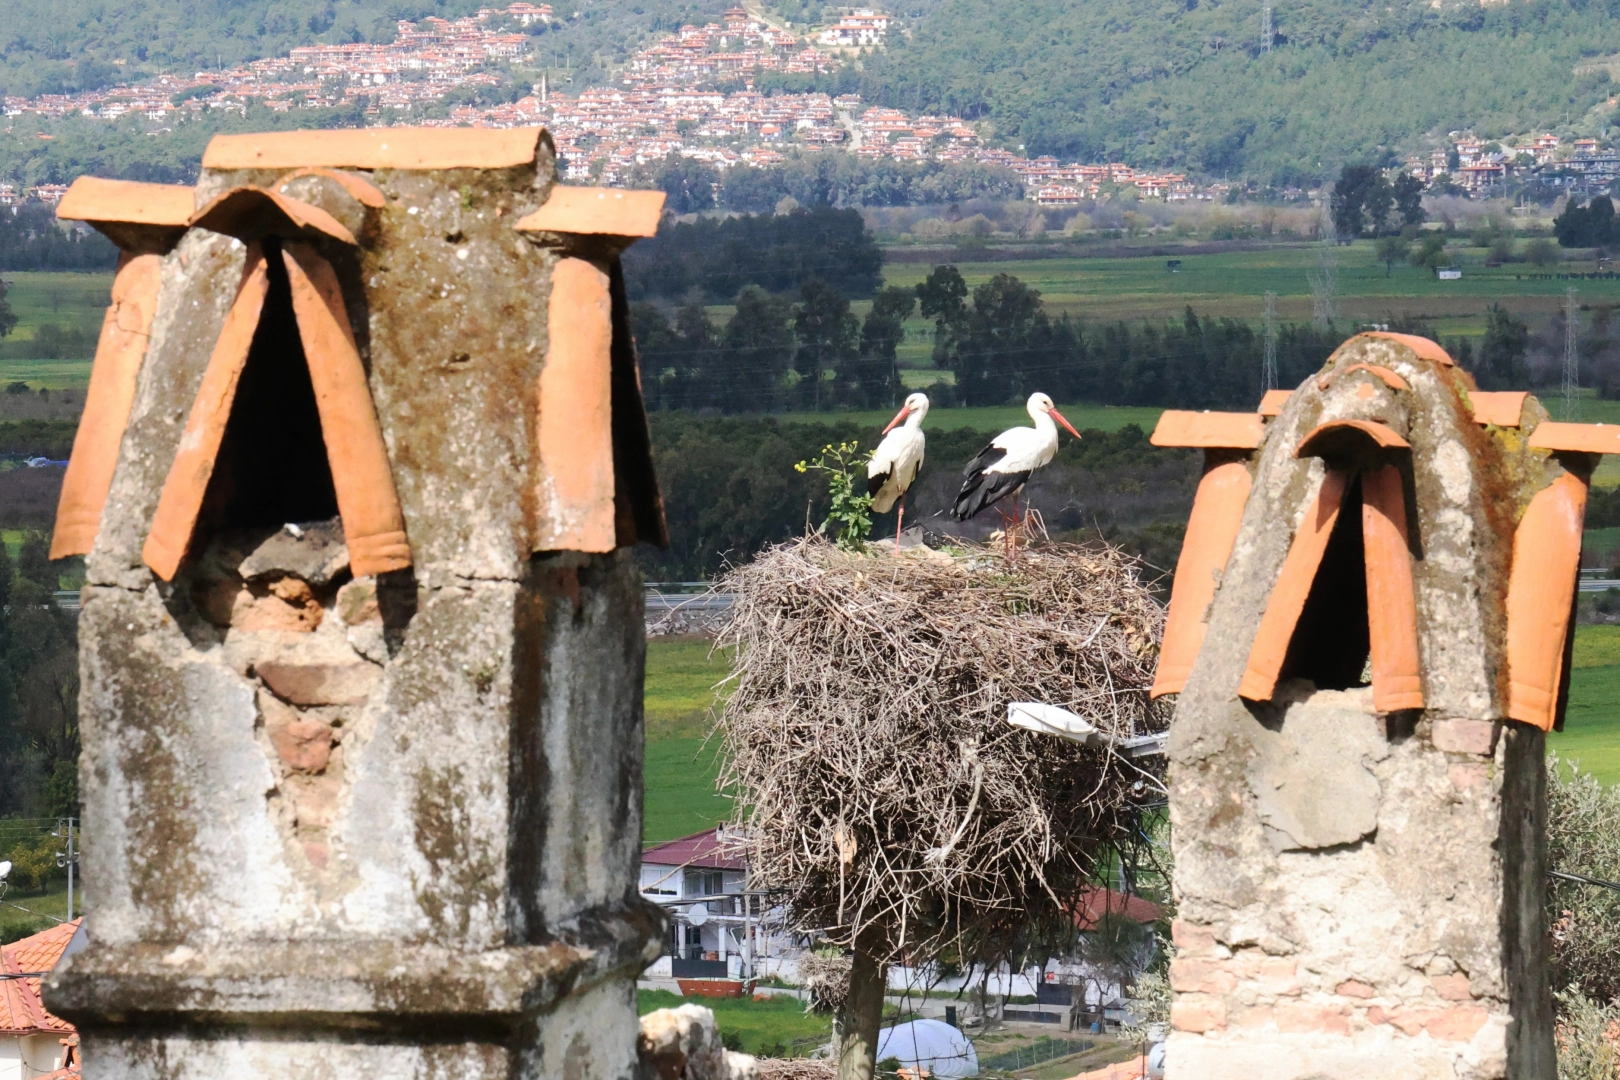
xmin=836 ymin=927 xmax=887 ymax=1080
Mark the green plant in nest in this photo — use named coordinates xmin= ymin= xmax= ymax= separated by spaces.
xmin=795 ymin=441 xmax=875 ymax=552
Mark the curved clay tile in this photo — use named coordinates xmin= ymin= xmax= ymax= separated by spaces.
xmin=1362 ymin=465 xmax=1423 ymax=712
xmin=515 ymin=187 xmax=667 ymax=238
xmin=1361 ymin=331 xmax=1456 ymax=366
xmin=1341 ymin=363 xmax=1411 ymax=391
xmin=1150 ymin=459 xmax=1252 ymax=698
xmin=1239 ymin=470 xmax=1347 ymax=702
xmin=189 ymin=187 xmax=357 ymax=246
xmin=281 ymin=242 xmax=412 ymax=576
xmin=1506 ymin=472 xmax=1587 ymax=731
xmin=1296 ymin=418 xmax=1411 ymax=458
xmin=143 ymin=246 xmax=272 ymax=581
xmin=276 ymin=166 xmax=387 ymax=208
xmin=50 ymin=253 xmax=166 ymax=559
xmin=1149 ymin=410 xmax=1265 ymax=450
xmin=535 ymin=256 xmax=618 ymax=552
xmin=202 ymin=127 xmax=547 ymax=171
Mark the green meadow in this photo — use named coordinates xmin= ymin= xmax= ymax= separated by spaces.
xmin=636 ymin=989 xmax=830 ymax=1056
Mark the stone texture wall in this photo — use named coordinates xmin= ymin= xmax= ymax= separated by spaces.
xmin=1166 ymin=337 xmax=1559 ymax=1079
xmin=48 ymin=139 xmax=664 ymax=1078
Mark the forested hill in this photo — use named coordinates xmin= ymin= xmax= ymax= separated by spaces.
xmin=859 ymin=0 xmax=1620 ymax=182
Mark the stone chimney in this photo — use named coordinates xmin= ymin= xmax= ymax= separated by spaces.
xmin=45 ymin=127 xmax=670 ymax=1079
xmin=1150 ymin=333 xmax=1608 ymax=1079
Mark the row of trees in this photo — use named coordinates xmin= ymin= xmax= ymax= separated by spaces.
xmin=0 ymin=205 xmax=117 ymax=272
xmin=626 ymin=150 xmax=1025 ymax=213
xmin=634 ymin=278 xmax=912 ymax=412
xmin=623 ymin=206 xmax=884 ymax=302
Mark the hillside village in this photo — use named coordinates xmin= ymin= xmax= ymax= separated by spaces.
xmin=4 ymin=2 xmax=1610 ymax=210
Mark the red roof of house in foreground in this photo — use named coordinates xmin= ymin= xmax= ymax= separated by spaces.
xmin=641 ymin=828 xmax=746 ymax=872
xmin=1072 ymin=887 xmax=1162 ymax=931
xmin=0 ymin=920 xmax=81 ymax=1036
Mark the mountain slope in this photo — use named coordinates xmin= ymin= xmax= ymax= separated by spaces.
xmin=861 ymin=0 xmax=1620 ymax=180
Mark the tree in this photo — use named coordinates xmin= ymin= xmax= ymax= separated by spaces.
xmin=632 ymin=151 xmax=718 ymax=214
xmin=842 ymin=285 xmax=915 ymax=409
xmin=720 ymin=286 xmax=797 ymax=413
xmin=1375 ymin=235 xmax=1406 ymax=278
xmin=0 ymin=277 xmax=16 ymax=340
xmin=1525 ymin=237 xmax=1559 ymax=267
xmin=1471 ymin=304 xmax=1529 ymax=390
xmin=794 ymin=278 xmax=860 ymax=411
xmin=1331 ymin=164 xmax=1383 ymax=239
xmin=1556 ymin=196 xmax=1620 ymax=248
xmin=1392 ymin=173 xmax=1426 ymax=228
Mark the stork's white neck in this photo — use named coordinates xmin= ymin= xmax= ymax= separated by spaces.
xmin=904 ymin=405 xmax=928 ymax=430
xmin=1028 ymin=403 xmax=1056 ymax=435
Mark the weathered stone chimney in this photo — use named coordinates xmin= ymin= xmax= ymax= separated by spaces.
xmin=45 ymin=127 xmax=669 ymax=1078
xmin=1150 ymin=333 xmax=1608 ymax=1079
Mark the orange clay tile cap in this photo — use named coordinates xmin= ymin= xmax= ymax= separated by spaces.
xmin=1527 ymin=421 xmax=1620 ymax=454
xmin=1150 ymin=460 xmax=1251 ymax=698
xmin=189 ymin=186 xmax=357 ymax=246
xmin=1470 ymin=391 xmax=1528 ymax=428
xmin=1360 ymin=331 xmax=1455 ymax=366
xmin=1506 ymin=472 xmax=1587 ymax=730
xmin=1296 ymin=418 xmax=1411 ymax=457
xmin=1149 ymin=410 xmax=1265 ymax=449
xmin=56 ymin=177 xmax=194 ymax=227
xmin=515 ymin=186 xmax=666 ymax=237
xmin=202 ymin=127 xmax=547 ymax=170
xmin=1258 ymin=389 xmax=1292 ymax=417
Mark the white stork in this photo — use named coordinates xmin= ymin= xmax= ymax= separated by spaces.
xmin=952 ymin=392 xmax=1081 ymax=539
xmin=867 ymin=392 xmax=929 ymax=551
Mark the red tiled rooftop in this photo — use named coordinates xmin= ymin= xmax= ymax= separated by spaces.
xmin=642 ymin=828 xmax=746 ymax=871
xmin=0 ymin=919 xmax=81 ymax=1036
xmin=1071 ymin=887 xmax=1161 ymax=931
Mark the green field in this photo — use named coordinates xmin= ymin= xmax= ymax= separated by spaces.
xmin=637 ymin=989 xmax=830 ymax=1056
xmin=0 ymin=271 xmax=109 ymax=381
xmin=879 ymin=241 xmax=1620 ymax=330
xmin=1559 ymin=625 xmax=1620 ymax=785
xmin=643 ymin=638 xmax=733 ymax=843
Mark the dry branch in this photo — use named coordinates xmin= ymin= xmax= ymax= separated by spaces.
xmin=715 ymin=537 xmax=1167 ymax=968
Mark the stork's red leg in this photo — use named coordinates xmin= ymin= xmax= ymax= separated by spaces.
xmin=894 ymin=494 xmax=906 ymax=554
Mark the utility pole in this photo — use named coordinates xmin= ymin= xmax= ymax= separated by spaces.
xmin=54 ymin=818 xmax=77 ymax=922
xmin=1261 ymin=4 xmax=1273 ymax=55
xmin=1263 ymin=291 xmax=1278 ymax=390
xmin=1564 ymin=286 xmax=1581 ymax=420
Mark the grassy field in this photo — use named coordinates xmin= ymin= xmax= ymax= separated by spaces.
xmin=643 ymin=638 xmax=734 ymax=843
xmin=1559 ymin=625 xmax=1620 ymax=785
xmin=637 ymin=989 xmax=830 ymax=1057
xmin=0 ymin=272 xmax=109 ymax=383
xmin=878 ymin=241 xmax=1620 ymax=329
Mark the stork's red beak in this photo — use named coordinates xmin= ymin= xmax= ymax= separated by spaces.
xmin=882 ymin=404 xmax=911 ymax=434
xmin=1048 ymin=406 xmax=1082 ymax=440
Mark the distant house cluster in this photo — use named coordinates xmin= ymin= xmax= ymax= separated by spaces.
xmin=1402 ymin=131 xmax=1617 ymax=194
xmin=0 ymin=5 xmax=548 ymax=123
xmin=816 ymin=9 xmax=892 ymax=48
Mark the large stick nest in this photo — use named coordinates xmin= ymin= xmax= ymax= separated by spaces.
xmin=714 ymin=537 xmax=1167 ymax=965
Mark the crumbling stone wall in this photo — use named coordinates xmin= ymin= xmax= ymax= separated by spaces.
xmin=45 ymin=131 xmax=667 ymax=1078
xmin=1165 ymin=337 xmax=1563 ymax=1079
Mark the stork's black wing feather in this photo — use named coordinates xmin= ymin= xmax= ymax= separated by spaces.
xmin=962 ymin=441 xmax=1008 ymax=476
xmin=867 ymin=469 xmax=891 ymax=497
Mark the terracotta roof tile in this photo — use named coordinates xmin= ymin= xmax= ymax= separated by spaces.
xmin=0 ymin=920 xmax=81 ymax=1036
xmin=515 ymin=186 xmax=665 ymax=237
xmin=1071 ymin=886 xmax=1161 ymax=930
xmin=1471 ymin=391 xmax=1528 ymax=428
xmin=1528 ymin=421 xmax=1620 ymax=454
xmin=203 ymin=127 xmax=547 ymax=170
xmin=56 ymin=177 xmax=194 ymax=227
xmin=1149 ymin=410 xmax=1264 ymax=450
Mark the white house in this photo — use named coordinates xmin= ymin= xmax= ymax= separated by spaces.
xmin=1 ymin=919 xmax=83 ymax=1080
xmin=640 ymin=829 xmax=756 ymax=980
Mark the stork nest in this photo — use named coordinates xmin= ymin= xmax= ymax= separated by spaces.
xmin=714 ymin=536 xmax=1167 ymax=966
